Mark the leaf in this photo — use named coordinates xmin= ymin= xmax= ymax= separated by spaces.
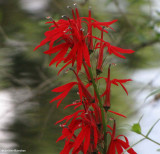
xmin=146 ymin=119 xmax=160 ymax=137
xmin=157 ymin=149 xmax=160 ymax=152
xmin=144 ymin=88 xmax=160 ymax=103
xmin=131 ymin=123 xmax=141 ymax=134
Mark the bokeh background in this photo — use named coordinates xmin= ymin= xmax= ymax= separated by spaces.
xmin=0 ymin=0 xmax=160 ymax=153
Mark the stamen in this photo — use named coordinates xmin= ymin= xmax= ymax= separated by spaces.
xmin=73 ymin=3 xmax=77 ymax=7
xmin=61 ymin=15 xmax=68 ymax=19
xmin=67 ymin=6 xmax=72 ymax=9
xmin=88 ymin=6 xmax=92 ymax=10
xmin=59 ymin=124 xmax=67 ymax=128
xmin=46 ymin=16 xmax=53 ymax=20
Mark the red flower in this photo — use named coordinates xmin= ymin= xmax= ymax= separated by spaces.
xmin=82 ymin=16 xmax=117 ymax=33
xmin=56 ymin=109 xmax=100 ymax=154
xmin=50 ymin=82 xmax=77 ymax=107
xmin=71 ymin=69 xmax=95 ymax=103
xmin=98 ymin=66 xmax=132 ymax=110
xmin=104 ymin=42 xmax=135 ymax=59
xmin=34 ymin=8 xmax=91 ymax=73
xmin=107 ymin=121 xmax=137 ymax=154
xmin=95 ymin=40 xmax=135 ymax=59
xmin=50 ymin=69 xmax=94 ymax=107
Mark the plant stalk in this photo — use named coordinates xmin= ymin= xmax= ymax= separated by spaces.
xmin=88 ymin=66 xmax=107 ymax=154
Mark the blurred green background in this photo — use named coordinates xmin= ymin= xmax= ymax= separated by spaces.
xmin=0 ymin=0 xmax=160 ymax=153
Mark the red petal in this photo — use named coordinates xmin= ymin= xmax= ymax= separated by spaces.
xmin=72 ymin=126 xmax=86 ymax=153
xmin=83 ymin=126 xmax=91 ymax=154
xmin=116 ymin=139 xmax=137 ymax=154
xmin=115 ymin=141 xmax=123 ymax=154
xmin=52 ymin=82 xmax=77 ymax=92
xmin=83 ymin=42 xmax=91 ymax=67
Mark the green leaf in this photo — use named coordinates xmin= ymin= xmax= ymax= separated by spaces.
xmin=144 ymin=89 xmax=160 ymax=103
xmin=146 ymin=119 xmax=160 ymax=137
xmin=157 ymin=149 xmax=160 ymax=152
xmin=131 ymin=123 xmax=141 ymax=134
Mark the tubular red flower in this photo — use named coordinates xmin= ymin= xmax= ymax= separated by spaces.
xmin=111 ymin=79 xmax=132 ymax=95
xmin=56 ymin=109 xmax=100 ymax=154
xmin=107 ymin=121 xmax=137 ymax=154
xmin=71 ymin=69 xmax=95 ymax=103
xmin=34 ymin=13 xmax=91 ymax=73
xmin=50 ymin=82 xmax=77 ymax=107
xmin=82 ymin=16 xmax=117 ymax=33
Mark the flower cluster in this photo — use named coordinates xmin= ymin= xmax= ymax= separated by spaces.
xmin=35 ymin=4 xmax=136 ymax=154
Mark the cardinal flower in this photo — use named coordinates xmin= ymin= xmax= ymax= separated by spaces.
xmin=50 ymin=69 xmax=94 ymax=107
xmin=50 ymin=82 xmax=78 ymax=107
xmin=97 ymin=65 xmax=132 ymax=110
xmin=34 ymin=7 xmax=91 ymax=73
xmin=95 ymin=40 xmax=135 ymax=59
xmin=71 ymin=68 xmax=95 ymax=103
xmin=107 ymin=121 xmax=137 ymax=154
xmin=56 ymin=109 xmax=100 ymax=154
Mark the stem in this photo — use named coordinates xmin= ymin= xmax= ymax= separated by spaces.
xmin=122 ymin=133 xmax=160 ymax=154
xmin=141 ymin=133 xmax=160 ymax=146
xmin=121 ymin=138 xmax=145 ymax=154
xmin=88 ymin=66 xmax=107 ymax=154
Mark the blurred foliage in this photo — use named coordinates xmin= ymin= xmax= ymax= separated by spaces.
xmin=0 ymin=0 xmax=160 ymax=153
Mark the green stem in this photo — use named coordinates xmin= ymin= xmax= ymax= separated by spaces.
xmin=122 ymin=132 xmax=160 ymax=154
xmin=141 ymin=133 xmax=160 ymax=146
xmin=121 ymin=138 xmax=145 ymax=154
xmin=88 ymin=66 xmax=107 ymax=154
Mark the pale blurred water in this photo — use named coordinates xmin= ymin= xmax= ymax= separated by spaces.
xmin=0 ymin=91 xmax=16 ymax=154
xmin=127 ymin=68 xmax=160 ymax=154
